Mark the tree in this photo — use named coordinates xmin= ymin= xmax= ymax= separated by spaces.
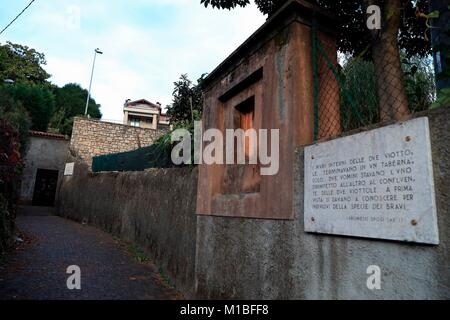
xmin=166 ymin=74 xmax=206 ymax=125
xmin=0 ymin=87 xmax=31 ymax=155
xmin=201 ymin=0 xmax=431 ymax=121
xmin=341 ymin=53 xmax=436 ymax=130
xmin=0 ymin=42 xmax=102 ymax=136
xmin=340 ymin=58 xmax=378 ymax=131
xmin=0 ymin=83 xmax=54 ymax=132
xmin=0 ymin=42 xmax=51 ymax=84
xmin=201 ymin=0 xmax=283 ymax=15
xmin=49 ymin=83 xmax=102 ymax=135
xmin=152 ymin=74 xmax=207 ymax=167
xmin=0 ymin=42 xmax=54 ymax=136
xmin=402 ymin=54 xmax=436 ymax=112
xmin=1 ymin=82 xmax=103 ymax=137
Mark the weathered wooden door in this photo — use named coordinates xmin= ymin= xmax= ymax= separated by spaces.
xmin=32 ymin=169 xmax=59 ymax=207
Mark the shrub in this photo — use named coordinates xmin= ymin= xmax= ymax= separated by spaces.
xmin=0 ymin=119 xmax=22 ymax=255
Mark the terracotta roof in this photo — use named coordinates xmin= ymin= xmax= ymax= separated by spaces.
xmin=29 ymin=131 xmax=69 ymax=141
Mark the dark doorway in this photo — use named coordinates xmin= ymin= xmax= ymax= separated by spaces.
xmin=32 ymin=169 xmax=59 ymax=207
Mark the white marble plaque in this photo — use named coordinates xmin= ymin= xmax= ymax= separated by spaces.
xmin=304 ymin=117 xmax=439 ymax=244
xmin=64 ymin=162 xmax=75 ymax=176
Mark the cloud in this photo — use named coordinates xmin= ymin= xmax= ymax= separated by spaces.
xmin=2 ymin=0 xmax=266 ymax=121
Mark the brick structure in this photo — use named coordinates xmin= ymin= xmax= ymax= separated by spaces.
xmin=70 ymin=117 xmax=166 ymax=167
xmin=197 ymin=0 xmax=339 ymax=220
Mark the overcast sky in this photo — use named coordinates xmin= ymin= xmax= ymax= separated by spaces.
xmin=0 ymin=0 xmax=266 ymax=121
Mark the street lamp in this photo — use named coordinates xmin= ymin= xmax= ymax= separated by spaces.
xmin=85 ymin=48 xmax=103 ymax=116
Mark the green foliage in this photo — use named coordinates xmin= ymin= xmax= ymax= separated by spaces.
xmin=201 ymin=0 xmax=250 ymax=10
xmin=158 ymin=266 xmax=177 ymax=290
xmin=340 ymin=59 xmax=379 ymax=131
xmin=402 ymin=55 xmax=436 ymax=112
xmin=201 ymin=0 xmax=283 ymax=15
xmin=95 ymin=72 xmax=206 ymax=173
xmin=166 ymin=74 xmax=206 ymax=126
xmin=341 ymin=54 xmax=436 ymax=129
xmin=0 ymin=82 xmax=102 ymax=139
xmin=49 ymin=83 xmax=102 ymax=135
xmin=2 ymin=83 xmax=55 ymax=132
xmin=0 ymin=82 xmax=103 ymax=137
xmin=155 ymin=121 xmax=199 ymax=167
xmin=201 ymin=0 xmax=431 ymax=58
xmin=0 ymin=86 xmax=32 ymax=154
xmin=0 ymin=42 xmax=50 ymax=84
xmin=432 ymin=88 xmax=450 ymax=108
xmin=431 ymin=6 xmax=450 ymax=108
xmin=0 ymin=41 xmax=54 ymax=133
xmin=0 ymin=120 xmax=22 ymax=255
xmin=127 ymin=243 xmax=150 ymax=263
xmin=1 ymin=41 xmax=102 ymax=136
xmin=152 ymin=131 xmax=174 ymax=160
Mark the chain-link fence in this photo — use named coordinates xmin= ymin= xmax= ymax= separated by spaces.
xmin=311 ymin=18 xmax=436 ymax=142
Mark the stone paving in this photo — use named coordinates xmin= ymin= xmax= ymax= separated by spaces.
xmin=0 ymin=211 xmax=177 ymax=300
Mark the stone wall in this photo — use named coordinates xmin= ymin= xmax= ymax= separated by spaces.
xmin=56 ymin=161 xmax=198 ymax=298
xmin=70 ymin=117 xmax=165 ymax=166
xmin=58 ymin=108 xmax=450 ymax=299
xmin=195 ymin=107 xmax=450 ymax=300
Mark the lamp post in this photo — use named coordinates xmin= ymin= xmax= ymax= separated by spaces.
xmin=85 ymin=48 xmax=103 ymax=116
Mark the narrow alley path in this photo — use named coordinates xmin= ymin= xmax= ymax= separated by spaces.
xmin=0 ymin=209 xmax=177 ymax=300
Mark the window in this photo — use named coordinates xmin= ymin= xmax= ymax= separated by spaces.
xmin=235 ymin=96 xmax=255 ymax=158
xmin=129 ymin=117 xmax=141 ymax=127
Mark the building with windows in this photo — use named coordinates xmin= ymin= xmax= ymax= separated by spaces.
xmin=123 ymin=99 xmax=170 ymax=130
xmin=20 ymin=131 xmax=69 ymax=206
